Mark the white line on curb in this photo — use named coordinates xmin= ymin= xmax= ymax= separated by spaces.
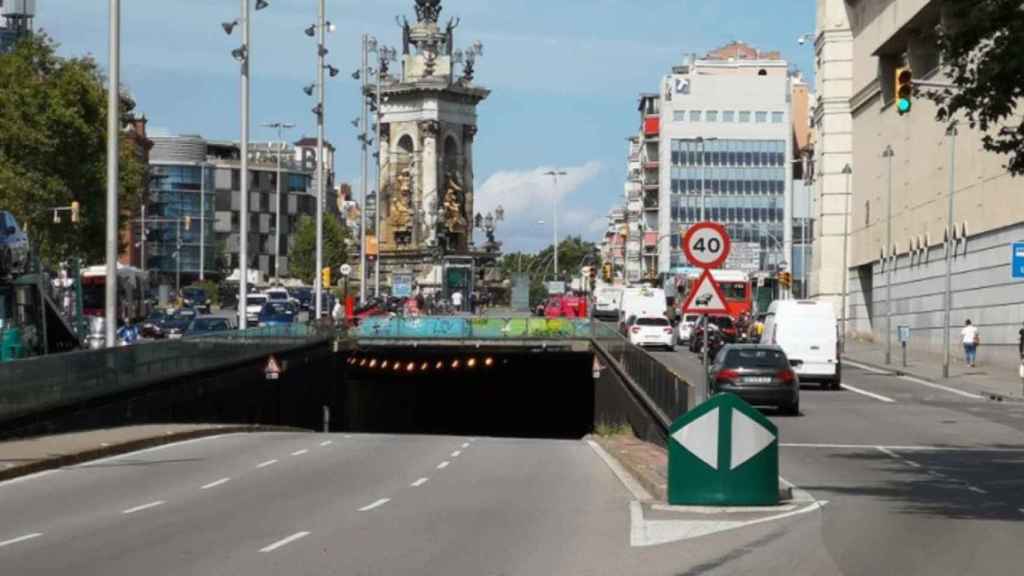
xmin=966 ymin=486 xmax=988 ymax=494
xmin=291 ymin=449 xmax=309 ymax=456
xmin=319 ymin=440 xmax=333 ymax=447
xmin=842 ymin=383 xmax=895 ymax=403
xmin=257 ymin=459 xmax=278 ymax=468
xmin=451 ymin=450 xmax=461 ymax=458
xmin=201 ymin=478 xmax=230 ymax=490
xmin=123 ymin=500 xmax=165 ymax=515
xmin=0 ymin=533 xmax=43 ymax=548
xmin=437 ymin=461 xmax=450 ymax=470
xmin=586 ymin=440 xmax=653 ymax=502
xmin=358 ymin=498 xmax=390 ymax=512
xmin=899 ymin=375 xmax=985 ymax=400
xmin=259 ymin=531 xmax=310 ymax=552
xmin=410 ymin=477 xmax=429 ymax=487
xmin=876 ymin=446 xmax=900 ymax=459
xmin=461 ymin=442 xmax=470 ymax=449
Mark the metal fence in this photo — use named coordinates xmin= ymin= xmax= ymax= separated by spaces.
xmin=0 ymin=326 xmax=330 ymax=424
xmin=354 ymin=316 xmax=594 ymax=340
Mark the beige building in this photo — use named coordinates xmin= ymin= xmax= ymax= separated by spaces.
xmin=843 ymin=0 xmax=1023 ymax=363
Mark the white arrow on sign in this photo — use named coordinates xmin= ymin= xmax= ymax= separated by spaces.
xmin=671 ymin=406 xmax=776 ymax=471
xmin=681 ymin=270 xmax=729 ymax=315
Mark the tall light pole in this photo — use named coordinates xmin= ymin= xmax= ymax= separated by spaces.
xmin=882 ymin=145 xmax=895 ymax=364
xmin=223 ymin=0 xmax=269 ymax=329
xmin=198 ymin=162 xmax=208 ymax=281
xmin=105 ymin=0 xmax=120 ymax=347
xmin=841 ymin=163 xmax=853 ymax=353
xmin=261 ymin=121 xmax=294 ymax=284
xmin=358 ymin=34 xmax=373 ymax=303
xmin=544 ymin=170 xmax=567 ymax=279
xmin=942 ymin=123 xmax=958 ymax=378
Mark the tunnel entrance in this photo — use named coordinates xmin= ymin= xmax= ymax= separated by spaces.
xmin=336 ymin=349 xmax=595 ymax=439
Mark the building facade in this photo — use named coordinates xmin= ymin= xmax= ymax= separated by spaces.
xmin=0 ymin=0 xmax=34 ymax=53
xmin=844 ymin=0 xmax=1024 ymax=364
xmin=144 ymin=135 xmax=339 ymax=286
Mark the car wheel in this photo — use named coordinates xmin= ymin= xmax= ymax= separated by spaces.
xmin=668 ymin=345 xmax=675 ymax=352
xmin=784 ymin=399 xmax=800 ymax=416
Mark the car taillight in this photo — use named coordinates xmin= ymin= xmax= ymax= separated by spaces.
xmin=716 ymin=369 xmax=740 ymax=382
xmin=631 ymin=327 xmax=640 ymax=334
xmin=776 ymin=370 xmax=795 ymax=384
xmin=663 ymin=327 xmax=674 ymax=334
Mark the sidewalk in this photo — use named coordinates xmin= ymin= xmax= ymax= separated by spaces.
xmin=843 ymin=339 xmax=1024 ymax=400
xmin=0 ymin=424 xmax=298 ymax=482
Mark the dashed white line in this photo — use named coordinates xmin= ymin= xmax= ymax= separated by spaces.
xmin=899 ymin=375 xmax=985 ymax=400
xmin=905 ymin=460 xmax=922 ymax=468
xmin=291 ymin=449 xmax=309 ymax=456
xmin=201 ymin=478 xmax=230 ymax=490
xmin=0 ymin=533 xmax=43 ymax=548
xmin=410 ymin=477 xmax=429 ymax=487
xmin=451 ymin=450 xmax=461 ymax=458
xmin=358 ymin=498 xmax=391 ymax=512
xmin=257 ymin=459 xmax=278 ymax=468
xmin=966 ymin=486 xmax=988 ymax=494
xmin=876 ymin=446 xmax=900 ymax=459
xmin=319 ymin=440 xmax=333 ymax=447
xmin=436 ymin=461 xmax=450 ymax=470
xmin=841 ymin=383 xmax=895 ymax=403
xmin=122 ymin=500 xmax=165 ymax=515
xmin=461 ymin=442 xmax=470 ymax=449
xmin=259 ymin=531 xmax=311 ymax=553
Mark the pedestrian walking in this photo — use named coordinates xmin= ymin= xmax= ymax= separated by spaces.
xmin=961 ymin=319 xmax=980 ymax=368
xmin=451 ymin=290 xmax=464 ymax=312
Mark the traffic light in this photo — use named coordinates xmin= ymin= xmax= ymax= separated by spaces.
xmin=70 ymin=201 xmax=80 ymax=223
xmin=602 ymin=262 xmax=613 ymax=282
xmin=321 ymin=267 xmax=332 ymax=288
xmin=184 ymin=215 xmax=192 ymax=231
xmin=894 ymin=66 xmax=913 ymax=115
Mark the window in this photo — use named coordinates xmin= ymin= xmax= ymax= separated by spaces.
xmin=673 ymin=110 xmax=687 ymax=122
xmin=706 ymin=110 xmax=719 ymax=122
xmin=689 ymin=110 xmax=702 ymax=122
xmin=723 ymin=111 xmax=735 ymax=123
xmin=739 ymin=111 xmax=751 ymax=123
xmin=755 ymin=111 xmax=768 ymax=123
xmin=772 ymin=111 xmax=784 ymax=124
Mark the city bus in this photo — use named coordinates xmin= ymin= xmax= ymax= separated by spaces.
xmin=81 ymin=265 xmax=150 ymax=324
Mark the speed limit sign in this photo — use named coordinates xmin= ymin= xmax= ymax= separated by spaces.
xmin=682 ymin=222 xmax=732 ymax=269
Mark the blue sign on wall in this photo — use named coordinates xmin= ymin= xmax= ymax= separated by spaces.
xmin=1014 ymin=243 xmax=1024 ymax=279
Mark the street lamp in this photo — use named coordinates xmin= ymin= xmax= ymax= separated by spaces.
xmin=370 ymin=42 xmax=397 ymax=298
xmin=882 ymin=145 xmax=895 ymax=364
xmin=942 ymin=123 xmax=958 ymax=378
xmin=261 ymin=121 xmax=295 ymax=284
xmin=543 ymin=169 xmax=567 ymax=279
xmin=105 ymin=0 xmax=121 ymax=347
xmin=223 ymin=0 xmax=270 ymax=330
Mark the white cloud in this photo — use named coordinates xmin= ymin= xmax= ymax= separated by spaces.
xmin=474 ymin=161 xmax=606 ymax=251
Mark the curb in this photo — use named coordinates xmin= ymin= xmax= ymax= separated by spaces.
xmin=842 ymin=355 xmax=1023 ymax=403
xmin=0 ymin=425 xmax=307 ymax=483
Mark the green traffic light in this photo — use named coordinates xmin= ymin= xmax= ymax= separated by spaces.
xmin=897 ymin=98 xmax=911 ymax=114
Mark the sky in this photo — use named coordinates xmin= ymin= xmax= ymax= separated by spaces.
xmin=36 ymin=0 xmax=814 ymax=252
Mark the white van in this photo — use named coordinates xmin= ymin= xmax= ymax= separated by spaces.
xmin=594 ymin=286 xmax=623 ymax=320
xmin=763 ymin=300 xmax=840 ymax=389
xmin=618 ymin=286 xmax=668 ymax=326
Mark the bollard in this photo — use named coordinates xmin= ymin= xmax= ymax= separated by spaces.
xmin=322 ymin=405 xmax=330 ymax=433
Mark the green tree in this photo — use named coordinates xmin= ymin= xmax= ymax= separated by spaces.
xmin=0 ymin=34 xmax=146 ymax=265
xmin=499 ymin=238 xmax=602 ymax=307
xmin=289 ymin=214 xmax=351 ymax=285
xmin=929 ymin=1 xmax=1024 ymax=174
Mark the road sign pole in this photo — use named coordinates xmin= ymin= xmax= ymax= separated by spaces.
xmin=702 ymin=314 xmax=709 ymax=402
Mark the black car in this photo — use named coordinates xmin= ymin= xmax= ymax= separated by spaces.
xmin=708 ymin=345 xmax=800 ymax=415
xmin=291 ymin=287 xmax=313 ymax=311
xmin=140 ymin=309 xmax=172 ymax=339
xmin=0 ymin=211 xmax=29 ymax=279
xmin=181 ymin=287 xmax=212 ymax=314
xmin=162 ymin=309 xmax=199 ymax=339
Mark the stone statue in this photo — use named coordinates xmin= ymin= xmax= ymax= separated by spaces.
xmin=415 ymin=0 xmax=442 ymax=23
xmin=442 ymin=170 xmax=466 ymax=233
xmin=389 ymin=169 xmax=413 ymax=235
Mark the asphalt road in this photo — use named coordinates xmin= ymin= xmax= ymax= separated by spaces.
xmin=650 ymin=346 xmax=1024 ymax=575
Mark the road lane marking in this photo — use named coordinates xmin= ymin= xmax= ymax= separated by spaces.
xmin=122 ymin=500 xmax=165 ymax=515
xmin=876 ymin=446 xmax=900 ymax=459
xmin=257 ymin=459 xmax=278 ymax=468
xmin=905 ymin=460 xmax=922 ymax=468
xmin=843 ymin=360 xmax=892 ymax=375
xmin=201 ymin=478 xmax=230 ymax=490
xmin=781 ymin=442 xmax=1024 ymax=453
xmin=259 ymin=531 xmax=310 ymax=553
xmin=0 ymin=533 xmax=43 ymax=548
xmin=358 ymin=498 xmax=391 ymax=512
xmin=0 ymin=470 xmax=59 ymax=489
xmin=74 ymin=434 xmax=236 ymax=469
xmin=410 ymin=478 xmax=429 ymax=487
xmin=1019 ymin=508 xmax=1024 ymax=515
xmin=461 ymin=442 xmax=470 ymax=449
xmin=966 ymin=486 xmax=988 ymax=494
xmin=899 ymin=375 xmax=985 ymax=400
xmin=437 ymin=461 xmax=450 ymax=469
xmin=319 ymin=440 xmax=333 ymax=447
xmin=586 ymin=440 xmax=653 ymax=502
xmin=451 ymin=450 xmax=461 ymax=458
xmin=291 ymin=449 xmax=309 ymax=456
xmin=841 ymin=383 xmax=895 ymax=403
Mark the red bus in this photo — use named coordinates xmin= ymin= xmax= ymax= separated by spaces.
xmin=81 ymin=265 xmax=150 ymax=324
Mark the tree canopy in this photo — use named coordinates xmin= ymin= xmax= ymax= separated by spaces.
xmin=930 ymin=0 xmax=1024 ymax=175
xmin=289 ymin=214 xmax=351 ymax=285
xmin=498 ymin=236 xmax=601 ymax=305
xmin=0 ymin=34 xmax=146 ymax=264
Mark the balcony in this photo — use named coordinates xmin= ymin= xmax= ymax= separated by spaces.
xmin=643 ymin=117 xmax=660 ymax=137
xmin=643 ymin=160 xmax=659 ymax=170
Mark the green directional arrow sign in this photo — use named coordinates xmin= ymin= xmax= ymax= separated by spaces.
xmin=668 ymin=393 xmax=779 ymax=506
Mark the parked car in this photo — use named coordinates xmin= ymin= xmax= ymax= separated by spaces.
xmin=626 ymin=315 xmax=675 ymax=351
xmin=140 ymin=309 xmax=172 ymax=339
xmin=689 ymin=315 xmax=738 ymax=353
xmin=163 ymin=309 xmax=199 ymax=340
xmin=762 ymin=300 xmax=841 ymax=390
xmin=708 ymin=344 xmax=800 ymax=415
xmin=677 ymin=313 xmax=700 ymax=344
xmin=291 ymin=287 xmax=313 ymax=311
xmin=240 ymin=294 xmax=269 ymax=326
xmin=181 ymin=286 xmax=212 ymax=314
xmin=0 ymin=211 xmax=30 ymax=279
xmin=184 ymin=316 xmax=232 ymax=337
xmin=258 ymin=301 xmax=296 ymax=327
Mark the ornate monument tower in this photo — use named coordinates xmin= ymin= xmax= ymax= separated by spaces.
xmin=374 ymin=0 xmax=490 ymax=296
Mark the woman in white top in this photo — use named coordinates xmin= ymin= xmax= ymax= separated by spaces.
xmin=961 ymin=319 xmax=980 ymax=368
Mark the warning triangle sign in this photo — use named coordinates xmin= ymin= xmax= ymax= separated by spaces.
xmin=265 ymin=356 xmax=282 ymax=375
xmin=681 ymin=270 xmax=729 ymax=315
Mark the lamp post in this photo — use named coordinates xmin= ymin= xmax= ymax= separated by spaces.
xmin=369 ymin=42 xmax=397 ymax=298
xmin=543 ymin=170 xmax=567 ymax=280
xmin=357 ymin=34 xmax=374 ymax=303
xmin=222 ymin=0 xmax=270 ymax=330
xmin=261 ymin=121 xmax=295 ymax=284
xmin=841 ymin=163 xmax=853 ymax=353
xmin=882 ymin=145 xmax=895 ymax=364
xmin=105 ymin=0 xmax=120 ymax=347
xmin=942 ymin=123 xmax=958 ymax=378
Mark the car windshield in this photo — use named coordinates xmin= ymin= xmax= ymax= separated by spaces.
xmin=266 ymin=292 xmax=288 ymax=301
xmin=636 ymin=317 xmax=669 ymax=327
xmin=261 ymin=302 xmax=290 ymax=316
xmin=723 ymin=348 xmax=788 ymax=369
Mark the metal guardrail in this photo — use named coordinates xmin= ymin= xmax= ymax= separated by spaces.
xmin=354 ymin=316 xmax=594 ymax=340
xmin=0 ymin=326 xmax=330 ymax=424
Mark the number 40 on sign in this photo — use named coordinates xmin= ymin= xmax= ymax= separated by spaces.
xmin=682 ymin=222 xmax=732 ymax=270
